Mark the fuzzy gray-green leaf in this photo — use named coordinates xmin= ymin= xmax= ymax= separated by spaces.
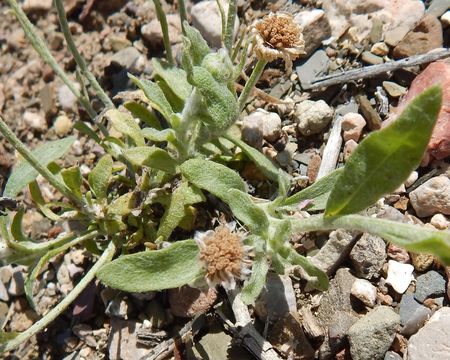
xmin=106 ymin=109 xmax=145 ymax=147
xmin=326 ymin=85 xmax=442 ymax=216
xmin=4 ymin=136 xmax=76 ymax=197
xmin=152 ymin=59 xmax=192 ymax=101
xmin=183 ymin=21 xmax=210 ymax=65
xmin=124 ymin=101 xmax=162 ymax=130
xmin=97 ymin=240 xmax=203 ymax=292
xmin=241 ymin=253 xmax=269 ymax=305
xmin=61 ymin=166 xmax=83 ymax=201
xmin=180 ymin=158 xmax=246 ymax=201
xmin=124 ymin=146 xmax=177 ymax=174
xmin=88 ymin=154 xmax=113 ymax=201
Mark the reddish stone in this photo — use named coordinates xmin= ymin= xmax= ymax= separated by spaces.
xmin=387 ymin=61 xmax=450 ymax=164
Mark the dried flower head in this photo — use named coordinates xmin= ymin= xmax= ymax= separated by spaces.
xmin=252 ymin=12 xmax=305 ymax=73
xmin=195 ymin=225 xmax=252 ymax=290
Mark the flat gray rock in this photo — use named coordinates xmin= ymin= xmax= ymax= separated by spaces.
xmin=414 ymin=270 xmax=446 ymax=303
xmin=296 ymin=50 xmax=329 ymax=88
xmin=348 ymin=306 xmax=400 ymax=360
xmin=350 ymin=233 xmax=386 ymax=279
xmin=408 ymin=307 xmax=450 ymax=360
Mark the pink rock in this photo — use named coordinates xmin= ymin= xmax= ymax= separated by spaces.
xmin=344 ymin=139 xmax=358 ymax=161
xmin=386 ymin=61 xmax=450 ymax=164
xmin=341 ymin=113 xmax=366 ymax=142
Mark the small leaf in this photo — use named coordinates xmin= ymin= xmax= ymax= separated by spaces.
xmin=74 ymin=121 xmax=102 ymax=144
xmin=4 ymin=136 xmax=76 ymax=197
xmin=141 ymin=128 xmax=176 ymax=143
xmin=288 ymin=249 xmax=329 ymax=291
xmin=326 ymin=86 xmax=442 ymax=216
xmin=241 ymin=254 xmax=269 ymax=305
xmin=97 ymin=240 xmax=203 ymax=292
xmin=124 ymin=102 xmax=162 ymax=130
xmin=157 ymin=182 xmax=205 ymax=239
xmin=105 ymin=109 xmax=145 ymax=147
xmin=108 ymin=192 xmax=135 ymax=216
xmin=152 ymin=59 xmax=192 ymax=102
xmin=183 ymin=22 xmax=210 ymax=66
xmin=223 ymin=134 xmax=286 ymax=183
xmin=124 ymin=146 xmax=177 ymax=174
xmin=226 ymin=189 xmax=269 ymax=236
xmin=11 ymin=209 xmax=30 ymax=242
xmin=61 ymin=166 xmax=83 ymax=201
xmin=129 ymin=74 xmax=174 ymax=122
xmin=180 ymin=158 xmax=246 ymax=201
xmin=281 ymin=168 xmax=344 ymax=212
xmin=88 ymin=154 xmax=113 ymax=201
xmin=29 ymin=181 xmax=61 ymax=221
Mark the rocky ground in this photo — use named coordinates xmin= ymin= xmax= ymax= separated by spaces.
xmin=0 ymin=0 xmax=449 ymax=359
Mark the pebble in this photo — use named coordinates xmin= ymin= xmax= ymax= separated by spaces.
xmin=23 ymin=111 xmax=47 ymax=132
xmin=0 ymin=265 xmax=13 ymax=284
xmin=348 ymin=306 xmax=400 ymax=360
xmin=10 ymin=310 xmax=36 ymax=332
xmin=385 ymin=351 xmax=403 ymax=360
xmin=410 ymin=252 xmax=435 ymax=272
xmin=387 ymin=244 xmax=410 ymax=263
xmin=327 ymin=310 xmax=358 ymax=352
xmin=414 ymin=270 xmax=446 ymax=303
xmin=23 ymin=0 xmax=52 ymax=12
xmin=54 ymin=114 xmax=73 ymax=136
xmin=141 ymin=14 xmax=182 ymax=47
xmin=383 ymin=81 xmax=407 ymax=98
xmin=242 ymin=109 xmax=281 ymax=148
xmin=399 ymin=293 xmax=432 ymax=336
xmin=404 ymin=171 xmax=419 ymax=188
xmin=430 ymin=213 xmax=450 ymax=229
xmin=357 ymin=95 xmax=382 ymax=131
xmin=58 ymin=84 xmax=79 ymax=112
xmin=8 ymin=267 xmax=25 ymax=296
xmin=343 ymin=139 xmax=358 ymax=161
xmin=168 ymin=286 xmax=217 ymax=318
xmin=191 ymin=0 xmax=238 ymax=48
xmin=393 ymin=15 xmax=444 ymax=58
xmin=108 ymin=318 xmax=149 ymax=360
xmin=351 ymin=278 xmax=377 ymax=308
xmin=385 ymin=260 xmax=414 ymax=294
xmin=341 ymin=112 xmax=366 ymax=142
xmin=108 ymin=47 xmax=146 ymax=73
xmin=311 ymin=230 xmax=357 ymax=275
xmin=361 ymin=51 xmax=384 ymax=65
xmin=409 ymin=176 xmax=450 ymax=217
xmin=0 ymin=281 xmax=9 ymax=302
xmin=349 ymin=233 xmax=386 ymax=280
xmin=294 ymin=9 xmax=332 ymax=56
xmin=408 ymin=307 xmax=450 ymax=360
xmin=254 ymin=273 xmax=297 ymax=322
xmin=296 ymin=50 xmax=330 ymax=88
xmin=371 ymin=42 xmax=389 ymax=56
xmin=295 ymin=100 xmax=334 ymax=136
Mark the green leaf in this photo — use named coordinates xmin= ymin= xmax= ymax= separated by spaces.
xmin=124 ymin=146 xmax=177 ymax=174
xmin=4 ymin=136 xmax=76 ymax=197
xmin=61 ymin=166 xmax=83 ymax=201
xmin=108 ymin=192 xmax=136 ymax=216
xmin=183 ymin=21 xmax=210 ymax=66
xmin=29 ymin=181 xmax=62 ymax=221
xmin=180 ymin=158 xmax=247 ymax=201
xmin=11 ymin=209 xmax=30 ymax=242
xmin=105 ymin=109 xmax=145 ymax=147
xmin=124 ymin=102 xmax=162 ymax=130
xmin=241 ymin=254 xmax=269 ymax=305
xmin=88 ymin=154 xmax=113 ymax=201
xmin=97 ymin=240 xmax=203 ymax=292
xmin=288 ymin=249 xmax=329 ymax=291
xmin=152 ymin=59 xmax=192 ymax=102
xmin=223 ymin=134 xmax=286 ymax=183
xmin=129 ymin=74 xmax=174 ymax=123
xmin=226 ymin=189 xmax=269 ymax=236
xmin=281 ymin=168 xmax=344 ymax=212
xmin=157 ymin=182 xmax=205 ymax=239
xmin=141 ymin=128 xmax=176 ymax=143
xmin=74 ymin=121 xmax=102 ymax=144
xmin=326 ymin=86 xmax=442 ymax=216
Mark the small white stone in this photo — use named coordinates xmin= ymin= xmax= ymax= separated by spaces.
xmin=371 ymin=42 xmax=389 ymax=56
xmin=242 ymin=109 xmax=282 ymax=147
xmin=341 ymin=112 xmax=366 ymax=142
xmin=430 ymin=213 xmax=449 ymax=230
xmin=141 ymin=14 xmax=182 ymax=47
xmin=23 ymin=0 xmax=52 ymax=12
xmin=54 ymin=114 xmax=73 ymax=136
xmin=296 ymin=100 xmax=334 ymax=136
xmin=385 ymin=260 xmax=414 ymax=294
xmin=409 ymin=176 xmax=450 ymax=217
xmin=23 ymin=111 xmax=47 ymax=132
xmin=404 ymin=171 xmax=419 ymax=188
xmin=351 ymin=278 xmax=377 ymax=307
xmin=58 ymin=84 xmax=80 ymax=111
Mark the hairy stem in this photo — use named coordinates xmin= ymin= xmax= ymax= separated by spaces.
xmin=178 ymin=0 xmax=187 ymax=35
xmin=153 ymin=0 xmax=174 ymax=65
xmin=0 ymin=117 xmax=85 ymax=209
xmin=54 ymin=0 xmax=114 ymax=109
xmin=238 ymin=58 xmax=267 ymax=111
xmin=0 ymin=240 xmax=116 ymax=353
xmin=224 ymin=0 xmax=237 ymax=52
xmin=5 ymin=0 xmax=97 ymax=120
xmin=215 ymin=0 xmax=226 ymax=42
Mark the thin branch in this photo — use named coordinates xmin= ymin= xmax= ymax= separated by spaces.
xmin=54 ymin=0 xmax=114 ymax=109
xmin=0 ymin=240 xmax=116 ymax=353
xmin=153 ymin=0 xmax=174 ymax=66
xmin=177 ymin=0 xmax=188 ymax=35
xmin=304 ymin=49 xmax=450 ymax=89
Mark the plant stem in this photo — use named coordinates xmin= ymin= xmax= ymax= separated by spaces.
xmin=178 ymin=0 xmax=187 ymax=35
xmin=0 ymin=240 xmax=116 ymax=353
xmin=238 ymin=58 xmax=267 ymax=111
xmin=0 ymin=117 xmax=85 ymax=209
xmin=54 ymin=0 xmax=114 ymax=109
xmin=5 ymin=0 xmax=97 ymax=121
xmin=215 ymin=0 xmax=226 ymax=42
xmin=224 ymin=0 xmax=237 ymax=53
xmin=153 ymin=0 xmax=174 ymax=66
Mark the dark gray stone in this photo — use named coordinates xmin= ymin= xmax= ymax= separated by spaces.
xmin=399 ymin=293 xmax=423 ymax=325
xmin=296 ymin=50 xmax=329 ymax=88
xmin=348 ymin=306 xmax=400 ymax=360
xmin=328 ymin=310 xmax=359 ymax=351
xmin=414 ymin=270 xmax=446 ymax=303
xmin=401 ymin=306 xmax=432 ymax=337
xmin=349 ymin=233 xmax=386 ymax=279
